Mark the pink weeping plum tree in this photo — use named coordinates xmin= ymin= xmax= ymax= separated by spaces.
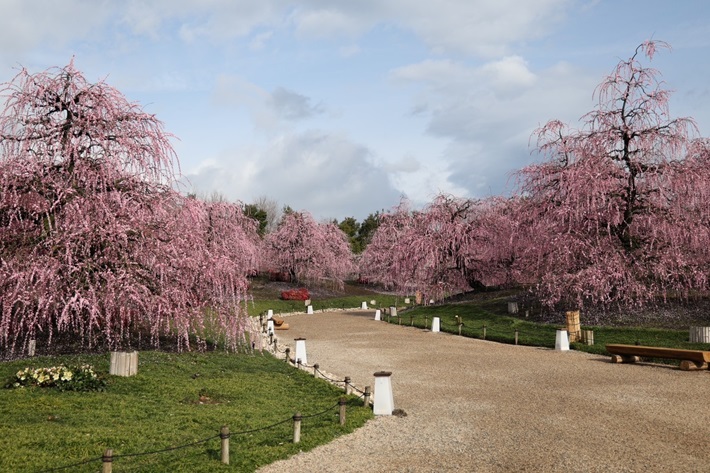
xmin=360 ymin=196 xmax=487 ymax=301
xmin=262 ymin=211 xmax=354 ymax=288
xmin=0 ymin=62 xmax=259 ymax=356
xmin=515 ymin=41 xmax=710 ymax=309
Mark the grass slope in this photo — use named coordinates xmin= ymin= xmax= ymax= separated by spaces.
xmin=388 ymin=292 xmax=710 ymax=360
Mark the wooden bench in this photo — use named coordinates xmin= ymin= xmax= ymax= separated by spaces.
xmin=606 ymin=344 xmax=710 ymax=371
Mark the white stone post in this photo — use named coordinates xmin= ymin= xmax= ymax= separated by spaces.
xmin=555 ymin=330 xmax=570 ymax=351
xmin=432 ymin=317 xmax=441 ymax=333
xmin=306 ymin=305 xmax=314 ymax=314
xmin=389 ymin=306 xmax=397 ymax=317
xmin=361 ymin=301 xmax=368 ymax=309
xmin=373 ymin=371 xmax=394 ymax=416
xmin=294 ymin=338 xmax=308 ymax=366
xmin=267 ymin=319 xmax=275 ymax=335
xmin=374 ymin=309 xmax=381 ymax=321
xmin=267 ymin=309 xmax=274 ymax=318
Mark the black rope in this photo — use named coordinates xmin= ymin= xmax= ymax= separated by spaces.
xmin=37 ymin=455 xmax=103 ymax=472
xmin=231 ymin=416 xmax=293 ymax=435
xmin=113 ymin=434 xmax=221 ymax=460
xmin=300 ymin=399 xmax=341 ymax=419
xmin=346 ymin=382 xmax=365 ymax=395
xmin=314 ymin=367 xmax=342 ymax=383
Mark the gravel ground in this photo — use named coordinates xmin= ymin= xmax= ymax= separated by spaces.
xmin=257 ymin=310 xmax=710 ymax=473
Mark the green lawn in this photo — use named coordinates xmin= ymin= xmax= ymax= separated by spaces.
xmin=0 ymin=351 xmax=371 ymax=472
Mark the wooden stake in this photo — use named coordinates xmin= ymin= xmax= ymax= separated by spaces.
xmin=293 ymin=413 xmax=302 ymax=443
xmin=339 ymin=397 xmax=347 ymax=426
xmin=364 ymin=386 xmax=371 ymax=407
xmin=344 ymin=376 xmax=351 ymax=394
xmin=515 ymin=330 xmax=519 ymax=345
xmin=102 ymin=449 xmax=113 ymax=473
xmin=220 ymin=425 xmax=230 ymax=465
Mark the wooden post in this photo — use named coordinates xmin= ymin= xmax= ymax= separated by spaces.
xmin=293 ymin=413 xmax=302 ymax=444
xmin=483 ymin=324 xmax=487 ymax=340
xmin=397 ymin=316 xmax=401 ymax=325
xmin=272 ymin=338 xmax=278 ymax=351
xmin=313 ymin=363 xmax=319 ymax=377
xmin=363 ymin=386 xmax=371 ymax=407
xmin=28 ymin=339 xmax=36 ymax=357
xmin=297 ymin=359 xmax=302 ymax=369
xmin=410 ymin=315 xmax=414 ymax=326
xmin=220 ymin=425 xmax=230 ymax=465
xmin=344 ymin=376 xmax=351 ymax=394
xmin=581 ymin=330 xmax=594 ymax=345
xmin=339 ymin=397 xmax=347 ymax=426
xmin=102 ymin=449 xmax=113 ymax=473
xmin=514 ymin=330 xmax=519 ymax=345
xmin=425 ymin=315 xmax=429 ymax=329
xmin=285 ymin=347 xmax=290 ymax=363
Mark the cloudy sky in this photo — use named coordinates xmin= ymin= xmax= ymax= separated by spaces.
xmin=1 ymin=1 xmax=709 ymax=221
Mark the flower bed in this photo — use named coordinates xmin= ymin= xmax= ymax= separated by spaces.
xmin=5 ymin=364 xmax=106 ymax=392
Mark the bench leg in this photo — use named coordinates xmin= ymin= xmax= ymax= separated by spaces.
xmin=610 ymin=355 xmax=640 ymax=364
xmin=679 ymin=360 xmax=708 ymax=371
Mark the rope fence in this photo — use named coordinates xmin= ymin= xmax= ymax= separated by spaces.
xmin=38 ymin=333 xmax=373 ymax=473
xmin=40 ymin=392 xmax=361 ymax=473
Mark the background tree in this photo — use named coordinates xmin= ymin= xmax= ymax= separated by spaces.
xmin=337 ymin=216 xmax=361 ymax=253
xmin=263 ymin=211 xmax=354 ymax=288
xmin=356 ymin=212 xmax=380 ymax=252
xmin=251 ymin=195 xmax=280 ymax=234
xmin=516 ymin=41 xmax=709 ymax=308
xmin=0 ymin=62 xmax=258 ymax=355
xmin=244 ymin=203 xmax=268 ymax=237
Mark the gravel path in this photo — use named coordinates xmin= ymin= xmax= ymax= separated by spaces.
xmin=257 ymin=310 xmax=710 ymax=473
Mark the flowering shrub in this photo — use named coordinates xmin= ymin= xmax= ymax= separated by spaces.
xmin=281 ymin=288 xmax=310 ymax=301
xmin=5 ymin=364 xmax=106 ymax=392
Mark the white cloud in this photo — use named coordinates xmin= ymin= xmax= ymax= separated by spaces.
xmin=389 ymin=0 xmax=572 ymax=56
xmin=0 ymin=0 xmax=111 ymax=58
xmin=270 ymin=87 xmax=325 ymax=121
xmin=249 ymin=30 xmax=274 ymax=50
xmin=0 ymin=0 xmax=575 ymax=65
xmin=390 ymin=56 xmax=599 ymax=196
xmin=212 ymin=75 xmax=327 ymax=131
xmin=286 ymin=0 xmax=573 ymax=56
xmin=182 ymin=131 xmax=402 ymax=220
